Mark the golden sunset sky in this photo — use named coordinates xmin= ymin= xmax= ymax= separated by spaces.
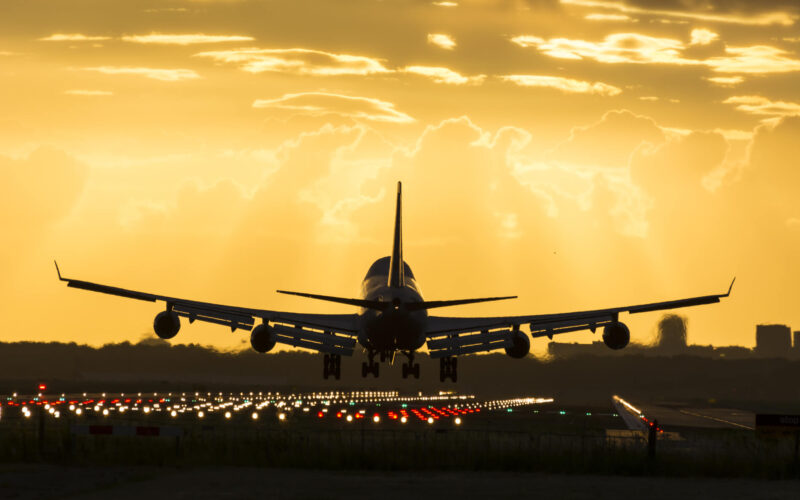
xmin=1 ymin=0 xmax=799 ymax=354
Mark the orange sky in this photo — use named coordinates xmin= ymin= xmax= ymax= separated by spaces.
xmin=1 ymin=0 xmax=799 ymax=354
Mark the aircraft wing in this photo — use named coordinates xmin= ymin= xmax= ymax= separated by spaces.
xmin=55 ymin=262 xmax=359 ymax=356
xmin=425 ymin=279 xmax=735 ymax=358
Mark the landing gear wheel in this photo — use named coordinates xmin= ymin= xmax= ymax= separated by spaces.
xmin=439 ymin=356 xmax=458 ymax=382
xmin=361 ymin=354 xmax=380 ymax=378
xmin=323 ymin=354 xmax=341 ymax=380
xmin=401 ymin=351 xmax=420 ymax=379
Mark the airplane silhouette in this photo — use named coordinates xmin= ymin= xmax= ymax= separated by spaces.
xmin=56 ymin=182 xmax=734 ymax=382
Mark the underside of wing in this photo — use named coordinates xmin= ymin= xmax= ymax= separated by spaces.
xmin=56 ymin=262 xmax=359 ymax=356
xmin=426 ymin=279 xmax=735 ymax=356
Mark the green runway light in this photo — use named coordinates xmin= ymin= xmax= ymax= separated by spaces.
xmin=586 ymin=412 xmax=591 ymax=416
xmin=559 ymin=411 xmax=566 ymax=415
xmin=507 ymin=408 xmax=513 ymax=412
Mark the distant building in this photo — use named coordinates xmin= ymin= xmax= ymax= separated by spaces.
xmin=794 ymin=331 xmax=800 ymax=350
xmin=755 ymin=324 xmax=791 ymax=357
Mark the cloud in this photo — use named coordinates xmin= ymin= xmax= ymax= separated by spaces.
xmin=402 ymin=66 xmax=485 ymax=85
xmin=501 ymin=74 xmax=622 ymax=96
xmin=64 ymin=90 xmax=114 ymax=96
xmin=0 ymin=148 xmax=88 ymax=272
xmin=39 ymin=34 xmax=111 ymax=42
xmin=705 ymin=75 xmax=744 ymax=86
xmin=724 ymin=95 xmax=800 ymax=116
xmin=512 ymin=33 xmax=689 ymax=65
xmin=584 ymin=13 xmax=635 ymax=21
xmin=550 ymin=109 xmax=665 ymax=168
xmin=432 ymin=1 xmax=458 ymax=6
xmin=690 ymin=28 xmax=719 ymax=46
xmin=705 ymin=45 xmax=800 ymax=73
xmin=427 ymin=33 xmax=456 ymax=50
xmin=513 ymin=33 xmax=800 ymax=74
xmin=121 ymin=34 xmax=255 ymax=45
xmin=195 ymin=47 xmax=390 ymax=75
xmin=559 ymin=0 xmax=797 ymax=26
xmin=82 ymin=67 xmax=201 ymax=81
xmin=252 ymin=92 xmax=415 ymax=123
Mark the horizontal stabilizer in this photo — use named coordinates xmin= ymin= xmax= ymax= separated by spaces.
xmin=407 ymin=296 xmax=517 ymax=311
xmin=276 ymin=290 xmax=385 ymax=311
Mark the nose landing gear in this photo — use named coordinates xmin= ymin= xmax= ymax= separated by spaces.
xmin=439 ymin=356 xmax=458 ymax=382
xmin=362 ymin=350 xmax=380 ymax=377
xmin=401 ymin=351 xmax=420 ymax=379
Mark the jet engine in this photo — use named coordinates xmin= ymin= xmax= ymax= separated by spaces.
xmin=504 ymin=331 xmax=531 ymax=359
xmin=153 ymin=310 xmax=180 ymax=340
xmin=602 ymin=322 xmax=630 ymax=350
xmin=250 ymin=323 xmax=277 ymax=353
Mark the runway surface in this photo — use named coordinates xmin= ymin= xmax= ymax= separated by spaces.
xmin=1 ymin=464 xmax=798 ymax=500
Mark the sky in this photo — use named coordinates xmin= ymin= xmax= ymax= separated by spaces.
xmin=1 ymin=0 xmax=799 ymax=354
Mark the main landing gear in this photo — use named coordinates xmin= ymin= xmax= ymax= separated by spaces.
xmin=362 ymin=350 xmax=380 ymax=378
xmin=401 ymin=351 xmax=420 ymax=379
xmin=323 ymin=354 xmax=341 ymax=380
xmin=439 ymin=356 xmax=458 ymax=382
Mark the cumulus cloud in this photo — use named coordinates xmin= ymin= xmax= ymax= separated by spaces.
xmin=121 ymin=33 xmax=254 ymax=45
xmin=501 ymin=74 xmax=622 ymax=96
xmin=194 ymin=47 xmax=390 ymax=75
xmin=0 ymin=148 xmax=88 ymax=272
xmin=559 ymin=0 xmax=797 ymax=26
xmin=82 ymin=67 xmax=201 ymax=81
xmin=427 ymin=33 xmax=456 ymax=50
xmin=402 ymin=66 xmax=485 ymax=85
xmin=39 ymin=33 xmax=111 ymax=42
xmin=550 ymin=109 xmax=665 ymax=168
xmin=724 ymin=95 xmax=800 ymax=116
xmin=64 ymin=90 xmax=114 ymax=96
xmin=690 ymin=28 xmax=719 ymax=46
xmin=252 ymin=92 xmax=415 ymax=123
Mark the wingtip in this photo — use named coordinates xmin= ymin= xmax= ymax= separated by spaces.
xmin=727 ymin=277 xmax=736 ymax=296
xmin=397 ymin=181 xmax=402 ymax=194
xmin=54 ymin=260 xmax=64 ymax=281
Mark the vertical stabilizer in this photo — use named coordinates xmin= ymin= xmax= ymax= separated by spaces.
xmin=388 ymin=182 xmax=404 ymax=288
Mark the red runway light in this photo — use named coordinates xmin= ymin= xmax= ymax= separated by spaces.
xmin=37 ymin=383 xmax=47 ymax=392
xmin=317 ymin=411 xmax=324 ymax=418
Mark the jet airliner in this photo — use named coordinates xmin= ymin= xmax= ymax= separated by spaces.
xmin=57 ymin=182 xmax=734 ymax=382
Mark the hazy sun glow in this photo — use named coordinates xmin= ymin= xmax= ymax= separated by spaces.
xmin=2 ymin=0 xmax=799 ymax=354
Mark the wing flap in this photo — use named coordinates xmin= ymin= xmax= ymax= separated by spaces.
xmin=426 ymin=328 xmax=514 ymax=358
xmin=428 ymin=279 xmax=735 ymax=342
xmin=56 ymin=262 xmax=359 ymax=353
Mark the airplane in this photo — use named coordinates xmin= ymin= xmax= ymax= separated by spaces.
xmin=56 ymin=182 xmax=734 ymax=382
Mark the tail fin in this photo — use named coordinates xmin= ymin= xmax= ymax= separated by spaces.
xmin=388 ymin=181 xmax=404 ymax=288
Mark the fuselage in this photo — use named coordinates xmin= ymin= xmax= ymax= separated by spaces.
xmin=357 ymin=256 xmax=427 ymax=352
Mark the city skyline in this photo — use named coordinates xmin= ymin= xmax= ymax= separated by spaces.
xmin=1 ymin=0 xmax=799 ymax=354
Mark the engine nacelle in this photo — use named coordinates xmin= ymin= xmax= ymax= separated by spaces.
xmin=602 ymin=322 xmax=630 ymax=350
xmin=153 ymin=310 xmax=180 ymax=340
xmin=250 ymin=324 xmax=277 ymax=353
xmin=504 ymin=331 xmax=531 ymax=359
